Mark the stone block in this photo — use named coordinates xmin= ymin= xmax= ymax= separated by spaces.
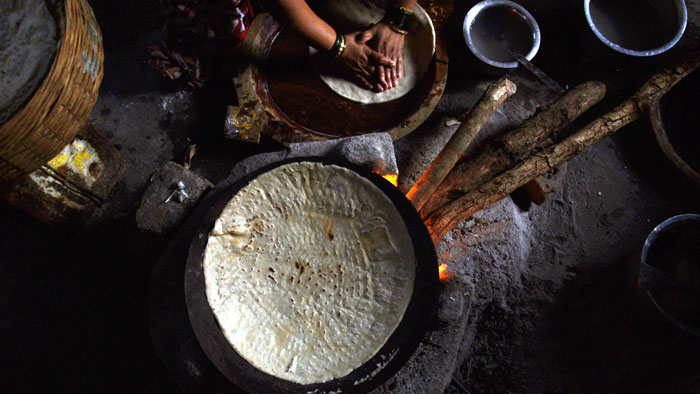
xmin=136 ymin=162 xmax=214 ymax=235
xmin=289 ymin=132 xmax=398 ymax=176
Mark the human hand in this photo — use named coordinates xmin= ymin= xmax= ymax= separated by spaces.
xmin=338 ymin=30 xmax=395 ymax=91
xmin=363 ymin=22 xmax=405 ymax=92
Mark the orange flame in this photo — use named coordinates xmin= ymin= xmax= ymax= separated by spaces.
xmin=382 ymin=173 xmax=398 ymax=186
xmin=439 ymin=264 xmax=451 ymax=282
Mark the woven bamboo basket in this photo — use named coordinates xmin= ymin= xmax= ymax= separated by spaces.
xmin=0 ymin=0 xmax=104 ymax=182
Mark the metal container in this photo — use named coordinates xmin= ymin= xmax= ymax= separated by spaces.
xmin=649 ymin=68 xmax=700 ymax=186
xmin=583 ymin=0 xmax=687 ymax=57
xmin=185 ymin=158 xmax=440 ymax=394
xmin=640 ymin=214 xmax=700 ymax=336
xmin=462 ymin=0 xmax=541 ymax=72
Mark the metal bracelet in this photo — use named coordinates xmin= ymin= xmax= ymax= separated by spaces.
xmin=388 ymin=24 xmax=408 ymax=35
xmin=336 ymin=34 xmax=346 ymax=58
xmin=384 ymin=5 xmax=413 ymax=33
xmin=329 ymin=33 xmax=346 ymax=59
xmin=398 ymin=6 xmax=414 ymax=15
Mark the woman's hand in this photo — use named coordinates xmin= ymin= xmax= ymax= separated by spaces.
xmin=363 ymin=22 xmax=405 ymax=92
xmin=265 ymin=0 xmax=416 ymax=91
xmin=339 ymin=30 xmax=396 ymax=90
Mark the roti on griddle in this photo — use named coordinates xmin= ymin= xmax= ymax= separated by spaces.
xmin=203 ymin=162 xmax=416 ymax=384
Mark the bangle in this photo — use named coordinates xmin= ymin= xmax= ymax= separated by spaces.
xmin=384 ymin=5 xmax=413 ymax=33
xmin=328 ymin=33 xmax=346 ymax=59
xmin=388 ymin=24 xmax=408 ymax=35
xmin=337 ymin=35 xmax=346 ymax=58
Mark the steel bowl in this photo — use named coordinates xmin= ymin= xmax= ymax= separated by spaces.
xmin=649 ymin=68 xmax=700 ymax=186
xmin=640 ymin=214 xmax=700 ymax=336
xmin=462 ymin=0 xmax=541 ymax=70
xmin=583 ymin=0 xmax=687 ymax=57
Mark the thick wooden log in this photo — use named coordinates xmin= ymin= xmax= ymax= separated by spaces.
xmin=426 ymin=49 xmax=700 ymax=244
xmin=421 ymin=81 xmax=607 ymax=217
xmin=406 ymin=78 xmax=517 ymax=210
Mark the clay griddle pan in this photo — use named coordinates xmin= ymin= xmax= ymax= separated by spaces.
xmin=184 ymin=157 xmax=439 ymax=394
xmin=235 ymin=0 xmax=451 ymax=144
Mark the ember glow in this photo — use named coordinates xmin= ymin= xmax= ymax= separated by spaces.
xmin=382 ymin=173 xmax=398 ymax=186
xmin=439 ymin=263 xmax=451 ymax=281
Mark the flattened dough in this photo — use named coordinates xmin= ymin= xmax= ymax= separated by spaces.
xmin=203 ymin=162 xmax=416 ymax=384
xmin=310 ymin=0 xmax=435 ymax=104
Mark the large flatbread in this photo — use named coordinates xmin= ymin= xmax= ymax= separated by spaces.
xmin=310 ymin=0 xmax=435 ymax=104
xmin=203 ymin=162 xmax=416 ymax=384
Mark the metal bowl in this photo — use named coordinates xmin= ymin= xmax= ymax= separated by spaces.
xmin=583 ymin=0 xmax=687 ymax=57
xmin=640 ymin=214 xmax=700 ymax=336
xmin=462 ymin=0 xmax=541 ymax=70
xmin=649 ymin=68 xmax=700 ymax=186
xmin=650 ymin=101 xmax=700 ymax=186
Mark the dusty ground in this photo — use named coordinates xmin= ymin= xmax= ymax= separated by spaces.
xmin=1 ymin=0 xmax=699 ymax=393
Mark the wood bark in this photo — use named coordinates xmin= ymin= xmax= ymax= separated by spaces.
xmin=406 ymin=78 xmax=517 ymax=210
xmin=426 ymin=49 xmax=700 ymax=244
xmin=421 ymin=81 xmax=607 ymax=217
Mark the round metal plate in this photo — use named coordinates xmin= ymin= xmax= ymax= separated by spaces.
xmin=184 ymin=157 xmax=439 ymax=394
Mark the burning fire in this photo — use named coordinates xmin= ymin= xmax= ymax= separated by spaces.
xmin=439 ymin=264 xmax=451 ymax=282
xmin=381 ymin=173 xmax=398 ymax=187
xmin=377 ymin=171 xmax=449 ymax=282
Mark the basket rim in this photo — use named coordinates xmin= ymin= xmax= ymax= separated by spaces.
xmin=0 ymin=0 xmax=105 ymax=182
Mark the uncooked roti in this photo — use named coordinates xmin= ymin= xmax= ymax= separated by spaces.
xmin=0 ymin=0 xmax=59 ymax=124
xmin=203 ymin=162 xmax=416 ymax=384
xmin=310 ymin=0 xmax=435 ymax=104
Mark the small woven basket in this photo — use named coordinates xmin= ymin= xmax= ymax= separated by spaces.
xmin=0 ymin=0 xmax=104 ymax=182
